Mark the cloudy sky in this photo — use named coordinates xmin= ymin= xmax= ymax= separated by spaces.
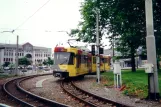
xmin=0 ymin=0 xmax=110 ymax=50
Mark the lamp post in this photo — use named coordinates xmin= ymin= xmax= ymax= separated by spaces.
xmin=1 ymin=30 xmax=19 ymax=75
xmin=145 ymin=0 xmax=160 ymax=100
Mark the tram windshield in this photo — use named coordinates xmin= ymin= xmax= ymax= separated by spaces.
xmin=54 ymin=52 xmax=74 ymax=65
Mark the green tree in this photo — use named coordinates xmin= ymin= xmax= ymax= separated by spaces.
xmin=43 ymin=60 xmax=48 ymax=65
xmin=18 ymin=57 xmax=31 ymax=66
xmin=3 ymin=62 xmax=10 ymax=67
xmin=8 ymin=63 xmax=15 ymax=69
xmin=71 ymin=0 xmax=161 ymax=72
xmin=47 ymin=57 xmax=54 ymax=65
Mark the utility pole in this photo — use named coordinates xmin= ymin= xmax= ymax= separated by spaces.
xmin=145 ymin=0 xmax=160 ymax=100
xmin=96 ymin=8 xmax=100 ymax=84
xmin=15 ymin=35 xmax=19 ymax=75
xmin=112 ymin=34 xmax=115 ymax=65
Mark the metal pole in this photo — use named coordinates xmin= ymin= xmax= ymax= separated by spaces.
xmin=96 ymin=9 xmax=100 ymax=84
xmin=112 ymin=35 xmax=115 ymax=68
xmin=15 ymin=35 xmax=19 ymax=75
xmin=145 ymin=0 xmax=160 ymax=100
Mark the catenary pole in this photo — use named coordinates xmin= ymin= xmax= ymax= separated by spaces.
xmin=145 ymin=0 xmax=160 ymax=100
xmin=96 ymin=8 xmax=100 ymax=84
xmin=15 ymin=35 xmax=19 ymax=75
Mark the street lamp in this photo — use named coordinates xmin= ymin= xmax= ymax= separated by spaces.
xmin=1 ymin=30 xmax=19 ymax=75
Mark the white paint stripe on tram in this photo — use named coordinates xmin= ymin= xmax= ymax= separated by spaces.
xmin=36 ymin=77 xmax=52 ymax=88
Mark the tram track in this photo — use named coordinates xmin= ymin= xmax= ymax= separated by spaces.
xmin=3 ymin=74 xmax=69 ymax=107
xmin=61 ymin=79 xmax=132 ymax=107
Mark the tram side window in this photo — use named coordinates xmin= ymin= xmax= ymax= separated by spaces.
xmin=83 ymin=55 xmax=88 ymax=66
xmin=68 ymin=53 xmax=74 ymax=65
xmin=81 ymin=55 xmax=86 ymax=63
xmin=104 ymin=58 xmax=110 ymax=65
xmin=76 ymin=55 xmax=81 ymax=68
xmin=84 ymin=55 xmax=88 ymax=64
xmin=104 ymin=58 xmax=107 ymax=63
xmin=102 ymin=58 xmax=104 ymax=63
xmin=108 ymin=58 xmax=111 ymax=65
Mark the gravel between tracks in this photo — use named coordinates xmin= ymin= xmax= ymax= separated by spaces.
xmin=21 ymin=75 xmax=83 ymax=107
xmin=21 ymin=75 xmax=161 ymax=107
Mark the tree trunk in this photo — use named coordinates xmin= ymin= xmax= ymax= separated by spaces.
xmin=157 ymin=60 xmax=159 ymax=70
xmin=131 ymin=46 xmax=136 ymax=72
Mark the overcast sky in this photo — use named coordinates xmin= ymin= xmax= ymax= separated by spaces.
xmin=0 ymin=0 xmax=110 ymax=50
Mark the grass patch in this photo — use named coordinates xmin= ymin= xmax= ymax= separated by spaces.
xmin=101 ymin=69 xmax=161 ymax=99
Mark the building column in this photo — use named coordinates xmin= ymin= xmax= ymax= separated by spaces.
xmin=0 ymin=49 xmax=4 ymax=66
xmin=32 ymin=51 xmax=35 ymax=65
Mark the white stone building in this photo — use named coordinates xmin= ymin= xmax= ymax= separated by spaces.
xmin=0 ymin=42 xmax=52 ymax=66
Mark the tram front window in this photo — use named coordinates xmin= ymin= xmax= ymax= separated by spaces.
xmin=54 ymin=52 xmax=74 ymax=65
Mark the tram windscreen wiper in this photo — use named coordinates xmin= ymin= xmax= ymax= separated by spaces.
xmin=60 ymin=59 xmax=68 ymax=65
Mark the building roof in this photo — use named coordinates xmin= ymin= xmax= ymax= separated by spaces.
xmin=0 ymin=42 xmax=51 ymax=50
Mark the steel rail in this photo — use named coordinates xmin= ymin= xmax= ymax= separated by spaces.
xmin=61 ymin=79 xmax=133 ymax=107
xmin=72 ymin=81 xmax=132 ymax=107
xmin=17 ymin=74 xmax=70 ymax=107
xmin=3 ymin=73 xmax=70 ymax=107
xmin=3 ymin=77 xmax=34 ymax=107
xmin=60 ymin=80 xmax=99 ymax=107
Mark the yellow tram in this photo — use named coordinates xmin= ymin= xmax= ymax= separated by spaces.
xmin=52 ymin=46 xmax=111 ymax=78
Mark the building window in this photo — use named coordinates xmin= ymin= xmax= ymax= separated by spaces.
xmin=4 ymin=58 xmax=5 ymax=61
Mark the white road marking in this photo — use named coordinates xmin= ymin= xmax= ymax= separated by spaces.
xmin=36 ymin=77 xmax=52 ymax=88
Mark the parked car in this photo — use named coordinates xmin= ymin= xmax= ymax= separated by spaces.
xmin=4 ymin=67 xmax=10 ymax=70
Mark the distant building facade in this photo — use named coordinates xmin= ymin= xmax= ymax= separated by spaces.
xmin=104 ymin=49 xmax=122 ymax=56
xmin=0 ymin=42 xmax=52 ymax=65
xmin=103 ymin=49 xmax=144 ymax=68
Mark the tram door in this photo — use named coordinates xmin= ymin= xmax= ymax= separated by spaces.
xmin=76 ymin=54 xmax=81 ymax=74
xmin=87 ymin=56 xmax=92 ymax=73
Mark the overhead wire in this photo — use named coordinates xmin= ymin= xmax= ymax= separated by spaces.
xmin=14 ymin=0 xmax=51 ymax=31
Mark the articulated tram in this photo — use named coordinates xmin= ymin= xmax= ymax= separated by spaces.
xmin=52 ymin=46 xmax=111 ymax=78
